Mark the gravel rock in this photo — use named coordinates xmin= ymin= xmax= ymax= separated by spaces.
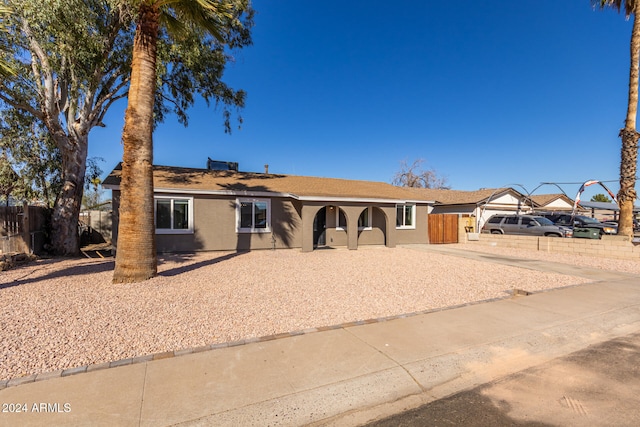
xmin=0 ymin=246 xmax=607 ymax=381
xmin=456 ymin=243 xmax=640 ymax=275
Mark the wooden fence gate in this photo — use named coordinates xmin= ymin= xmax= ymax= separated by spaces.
xmin=428 ymin=214 xmax=458 ymax=244
xmin=1 ymin=204 xmax=48 ymax=254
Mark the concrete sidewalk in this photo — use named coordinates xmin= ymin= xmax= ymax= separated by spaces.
xmin=1 ymin=253 xmax=640 ymax=426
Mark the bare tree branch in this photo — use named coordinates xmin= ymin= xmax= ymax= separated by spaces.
xmin=392 ymin=158 xmax=450 ymax=189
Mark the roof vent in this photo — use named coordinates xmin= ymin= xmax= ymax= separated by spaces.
xmin=207 ymin=158 xmax=238 ymax=171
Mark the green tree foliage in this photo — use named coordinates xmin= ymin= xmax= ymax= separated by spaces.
xmin=0 ymin=0 xmax=253 ymax=254
xmin=0 ymin=4 xmax=13 ymax=77
xmin=82 ymin=156 xmax=104 ymax=209
xmin=392 ymin=158 xmax=450 ymax=189
xmin=590 ymin=193 xmax=613 ymax=203
xmin=0 ymin=109 xmax=62 ymax=207
xmin=0 ymin=151 xmax=19 ymax=205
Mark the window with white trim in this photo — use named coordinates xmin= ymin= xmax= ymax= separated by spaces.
xmin=396 ymin=204 xmax=415 ymax=229
xmin=237 ymin=198 xmax=271 ymax=233
xmin=336 ymin=209 xmax=347 ymax=229
xmin=358 ymin=208 xmax=372 ymax=230
xmin=155 ymin=197 xmax=193 ymax=234
xmin=336 ymin=207 xmax=372 ymax=230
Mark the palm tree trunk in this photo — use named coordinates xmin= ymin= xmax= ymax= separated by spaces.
xmin=618 ymin=9 xmax=640 ymax=238
xmin=112 ymin=3 xmax=159 ymax=283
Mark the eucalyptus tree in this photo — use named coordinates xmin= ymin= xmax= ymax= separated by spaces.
xmin=0 ymin=4 xmax=13 ymax=76
xmin=0 ymin=0 xmax=252 ymax=255
xmin=112 ymin=0 xmax=252 ymax=283
xmin=594 ymin=0 xmax=640 ymax=237
xmin=0 ymin=1 xmax=133 ymax=254
xmin=0 ymin=109 xmax=62 ymax=207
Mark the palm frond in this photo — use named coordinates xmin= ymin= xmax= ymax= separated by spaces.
xmin=594 ymin=0 xmax=638 ymax=17
xmin=159 ymin=0 xmax=241 ymax=42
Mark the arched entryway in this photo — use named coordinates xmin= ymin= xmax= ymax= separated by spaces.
xmin=302 ymin=204 xmax=398 ymax=252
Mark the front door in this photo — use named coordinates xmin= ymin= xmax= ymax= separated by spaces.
xmin=313 ymin=207 xmax=327 ymax=247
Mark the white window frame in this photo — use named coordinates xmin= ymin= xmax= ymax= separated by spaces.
xmin=236 ymin=198 xmax=271 ymax=233
xmin=335 ymin=208 xmax=347 ymax=230
xmin=396 ymin=203 xmax=416 ymax=229
xmin=154 ymin=196 xmax=194 ymax=234
xmin=357 ymin=207 xmax=372 ymax=230
xmin=335 ymin=207 xmax=372 ymax=231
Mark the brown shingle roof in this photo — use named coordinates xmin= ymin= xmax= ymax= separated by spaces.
xmin=407 ymin=187 xmax=519 ymax=205
xmin=529 ymin=193 xmax=574 ymax=207
xmin=103 ymin=164 xmax=431 ymax=202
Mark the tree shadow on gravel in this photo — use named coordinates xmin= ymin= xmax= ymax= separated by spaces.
xmin=2 ymin=252 xmax=250 ymax=290
xmin=1 ymin=259 xmax=115 ymax=290
xmin=158 ymin=251 xmax=247 ymax=277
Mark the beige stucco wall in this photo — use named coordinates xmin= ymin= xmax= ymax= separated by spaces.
xmin=111 ymin=190 xmax=429 ymax=253
xmin=395 ymin=204 xmax=429 ymax=245
xmin=160 ymin=195 xmax=303 ymax=252
xmin=112 ymin=191 xmax=303 ymax=252
xmin=323 ymin=206 xmax=387 ymax=247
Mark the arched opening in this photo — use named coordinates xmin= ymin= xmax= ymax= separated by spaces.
xmin=331 ymin=207 xmax=351 ymax=248
xmin=374 ymin=206 xmax=388 ymax=245
xmin=357 ymin=206 xmax=387 ymax=246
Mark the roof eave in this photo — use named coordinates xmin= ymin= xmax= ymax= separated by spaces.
xmin=103 ymin=185 xmax=433 ymax=204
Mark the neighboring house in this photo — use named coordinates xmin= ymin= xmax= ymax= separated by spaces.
xmin=417 ymin=187 xmax=532 ymax=231
xmin=413 ymin=188 xmax=577 ymax=232
xmin=103 ymin=163 xmax=434 ymax=253
xmin=529 ymin=193 xmax=575 ymax=212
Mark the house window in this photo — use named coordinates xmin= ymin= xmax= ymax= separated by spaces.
xmin=155 ymin=197 xmax=193 ymax=234
xmin=336 ymin=209 xmax=347 ymax=230
xmin=237 ymin=198 xmax=271 ymax=233
xmin=358 ymin=208 xmax=372 ymax=230
xmin=396 ymin=204 xmax=415 ymax=229
xmin=335 ymin=208 xmax=372 ymax=230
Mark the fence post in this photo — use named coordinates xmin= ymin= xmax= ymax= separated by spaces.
xmin=22 ymin=201 xmax=30 ymax=254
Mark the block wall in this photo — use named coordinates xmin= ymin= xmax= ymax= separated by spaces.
xmin=463 ymin=233 xmax=640 ymax=260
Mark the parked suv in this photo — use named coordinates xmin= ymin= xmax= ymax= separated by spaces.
xmin=481 ymin=214 xmax=573 ymax=237
xmin=538 ymin=213 xmax=617 ymax=235
xmin=602 ymin=219 xmax=640 ymax=233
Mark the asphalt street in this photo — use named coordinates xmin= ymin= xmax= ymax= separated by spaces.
xmin=366 ymin=332 xmax=640 ymax=427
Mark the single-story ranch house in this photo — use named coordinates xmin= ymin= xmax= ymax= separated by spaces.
xmin=103 ymin=161 xmax=585 ymax=252
xmin=103 ymin=163 xmax=435 ymax=252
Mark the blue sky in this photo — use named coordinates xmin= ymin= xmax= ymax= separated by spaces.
xmin=91 ymin=1 xmax=636 ymax=200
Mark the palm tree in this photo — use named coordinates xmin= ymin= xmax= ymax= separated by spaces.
xmin=595 ymin=1 xmax=640 ymax=238
xmin=112 ymin=0 xmax=248 ymax=283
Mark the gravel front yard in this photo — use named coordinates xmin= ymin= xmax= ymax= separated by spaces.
xmin=0 ymin=245 xmax=618 ymax=381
